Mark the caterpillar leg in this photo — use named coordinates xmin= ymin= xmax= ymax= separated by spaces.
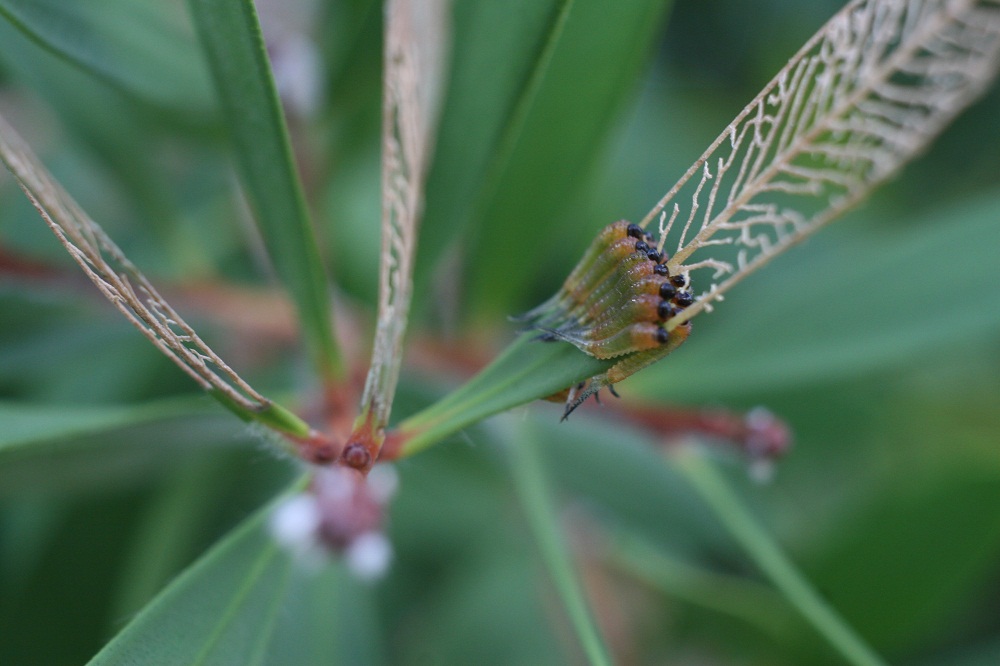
xmin=559 ymin=321 xmax=691 ymax=420
xmin=561 ymin=380 xmax=605 ymax=420
xmin=555 ymin=379 xmax=612 ymax=420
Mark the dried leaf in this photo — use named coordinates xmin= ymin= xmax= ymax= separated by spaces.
xmin=0 ymin=114 xmax=309 ymax=437
xmin=646 ymin=0 xmax=1000 ymax=327
xmin=361 ymin=0 xmax=449 ymax=428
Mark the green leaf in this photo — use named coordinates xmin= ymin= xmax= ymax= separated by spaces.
xmin=110 ymin=458 xmax=234 ymax=620
xmin=608 ymin=529 xmax=798 ymax=639
xmin=506 ymin=419 xmax=611 ymax=666
xmin=208 ymin=389 xmax=312 ymax=440
xmin=532 ymin=407 xmax=724 ymax=549
xmin=396 ymin=333 xmax=611 ymax=456
xmin=260 ymin=563 xmax=383 ymax=665
xmin=925 ymin=638 xmax=1000 ymax=666
xmin=464 ymin=1 xmax=674 ymax=319
xmin=88 ymin=481 xmax=370 ymax=666
xmin=417 ymin=1 xmax=674 ymax=320
xmin=416 ymin=0 xmax=568 ymax=293
xmin=0 ymin=0 xmax=214 ymax=116
xmin=0 ymin=14 xmax=221 ymax=274
xmin=88 ymin=495 xmax=292 ymax=665
xmin=0 ymin=399 xmax=251 ymax=497
xmin=186 ymin=0 xmax=341 ymax=380
xmin=673 ymin=447 xmax=887 ymax=666
xmin=0 ymin=398 xmax=214 ymax=454
xmin=805 ymin=465 xmax=1000 ymax=655
xmin=384 ymin=441 xmax=580 ymax=664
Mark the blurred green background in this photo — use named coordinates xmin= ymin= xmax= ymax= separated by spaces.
xmin=1 ymin=0 xmax=999 ymax=663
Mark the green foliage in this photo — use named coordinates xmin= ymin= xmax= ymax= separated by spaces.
xmin=1 ymin=0 xmax=999 ymax=664
xmin=0 ymin=0 xmax=214 ymax=116
xmin=507 ymin=419 xmax=612 ymax=666
xmin=87 ymin=481 xmax=382 ymax=666
xmin=186 ymin=0 xmax=342 ymax=380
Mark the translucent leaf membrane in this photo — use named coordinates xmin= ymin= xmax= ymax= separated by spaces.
xmin=394 ymin=0 xmax=1000 ymax=456
xmin=645 ymin=0 xmax=1000 ymax=329
xmin=629 ymin=192 xmax=1000 ymax=400
xmin=0 ymin=114 xmax=311 ymax=438
xmin=361 ymin=0 xmax=448 ymax=429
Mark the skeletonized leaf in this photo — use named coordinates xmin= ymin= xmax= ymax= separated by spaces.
xmin=360 ymin=0 xmax=449 ymax=429
xmin=392 ymin=0 xmax=1000 ymax=457
xmin=0 ymin=114 xmax=311 ymax=438
xmin=629 ymin=192 xmax=1000 ymax=399
xmin=648 ymin=0 xmax=1000 ymax=328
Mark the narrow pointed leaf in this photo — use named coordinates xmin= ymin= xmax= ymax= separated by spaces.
xmin=417 ymin=1 xmax=676 ymax=319
xmin=507 ymin=420 xmax=612 ymax=666
xmin=90 ymin=511 xmax=291 ymax=665
xmin=261 ymin=561 xmax=383 ymax=665
xmin=186 ymin=0 xmax=342 ymax=380
xmin=416 ymin=0 xmax=570 ymax=291
xmin=396 ymin=334 xmax=610 ymax=456
xmin=0 ymin=398 xmax=212 ymax=454
xmin=466 ymin=0 xmax=674 ymax=317
xmin=110 ymin=460 xmax=233 ymax=621
xmin=360 ymin=0 xmax=448 ymax=430
xmin=0 ymin=0 xmax=214 ymax=116
xmin=673 ymin=447 xmax=887 ymax=666
xmin=0 ymin=399 xmax=251 ymax=497
xmin=88 ymin=483 xmax=345 ymax=666
xmin=805 ymin=464 xmax=1000 ymax=653
xmin=608 ymin=529 xmax=797 ymax=638
xmin=0 ymin=113 xmax=312 ymax=439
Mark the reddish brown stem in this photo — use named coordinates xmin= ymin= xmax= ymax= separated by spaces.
xmin=614 ymin=402 xmax=792 ymax=461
